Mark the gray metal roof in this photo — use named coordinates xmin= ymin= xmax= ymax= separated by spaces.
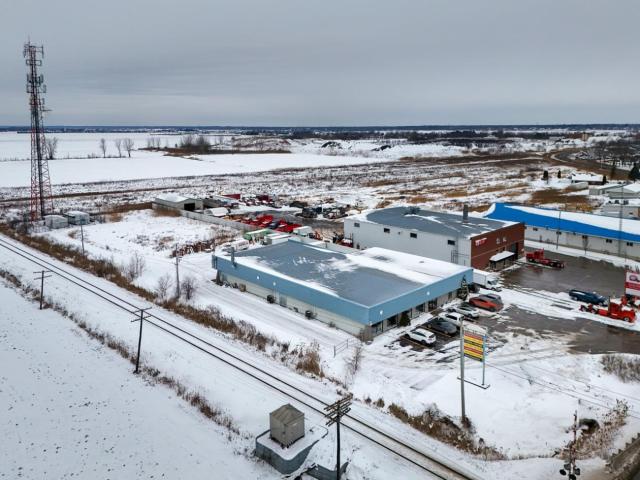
xmin=362 ymin=206 xmax=515 ymax=239
xmin=270 ymin=404 xmax=304 ymax=424
xmin=232 ymin=241 xmax=434 ymax=306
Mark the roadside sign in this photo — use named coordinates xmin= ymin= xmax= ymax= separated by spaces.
xmin=625 ymin=270 xmax=640 ymax=297
xmin=463 ymin=324 xmax=486 ymax=362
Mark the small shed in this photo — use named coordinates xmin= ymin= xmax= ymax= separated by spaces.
xmin=44 ymin=214 xmax=68 ymax=229
xmin=154 ymin=193 xmax=203 ymax=212
xmin=64 ymin=211 xmax=90 ymax=226
xmin=270 ymin=404 xmax=304 ymax=447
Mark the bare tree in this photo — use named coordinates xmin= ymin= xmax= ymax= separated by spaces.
xmin=123 ymin=138 xmax=134 ymax=157
xmin=44 ymin=137 xmax=58 ymax=160
xmin=181 ymin=276 xmax=198 ymax=300
xmin=123 ymin=251 xmax=146 ymax=282
xmin=114 ymin=139 xmax=123 ymax=158
xmin=155 ymin=273 xmax=173 ymax=301
xmin=99 ymin=138 xmax=107 ymax=158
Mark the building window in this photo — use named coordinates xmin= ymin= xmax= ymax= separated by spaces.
xmin=383 ymin=228 xmax=390 ymax=234
xmin=582 ymin=235 xmax=588 ymax=240
xmin=354 ymin=222 xmax=360 ymax=228
xmin=410 ymin=232 xmax=417 ymax=239
xmin=556 ymin=231 xmax=562 ymax=235
xmin=532 ymin=227 xmax=539 ymax=231
xmin=605 ymin=239 xmax=613 ymax=244
xmin=447 ymin=239 xmax=455 ymax=246
xmin=496 ymin=238 xmax=501 ymax=244
xmin=627 ymin=242 xmax=634 ymax=247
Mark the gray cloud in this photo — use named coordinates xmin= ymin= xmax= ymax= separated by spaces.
xmin=3 ymin=0 xmax=639 ymax=125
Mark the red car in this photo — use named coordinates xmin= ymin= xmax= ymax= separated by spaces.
xmin=469 ymin=296 xmax=503 ymax=312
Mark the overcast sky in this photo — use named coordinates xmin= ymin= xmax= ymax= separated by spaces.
xmin=3 ymin=0 xmax=639 ymax=126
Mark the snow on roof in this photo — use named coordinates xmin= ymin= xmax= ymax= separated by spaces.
xmin=490 ymin=251 xmax=515 ymax=262
xmin=607 ymin=183 xmax=640 ymax=194
xmin=350 ymin=206 xmax=516 ymax=239
xmin=570 ymin=173 xmax=603 ymax=182
xmin=155 ymin=193 xmax=191 ymax=203
xmin=486 ymin=203 xmax=640 ymax=242
xmin=65 ymin=210 xmax=88 ymax=216
xmin=219 ymin=240 xmax=470 ymax=307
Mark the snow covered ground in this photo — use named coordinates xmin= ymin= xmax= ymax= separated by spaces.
xmin=0 ymin=279 xmax=270 ymax=480
xmin=13 ymin=211 xmax=640 ymax=478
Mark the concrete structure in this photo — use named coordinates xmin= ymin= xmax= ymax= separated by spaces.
xmin=153 ymin=193 xmax=203 ymax=212
xmin=486 ymin=203 xmax=640 ymax=261
xmin=344 ymin=206 xmax=524 ymax=270
xmin=64 ymin=210 xmax=90 ymax=225
xmin=213 ymin=239 xmax=472 ymax=338
xmin=270 ymin=404 xmax=304 ymax=447
xmin=255 ymin=424 xmax=327 ymax=475
xmin=44 ymin=214 xmax=68 ymax=229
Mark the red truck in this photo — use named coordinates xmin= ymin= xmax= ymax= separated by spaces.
xmin=525 ymin=249 xmax=565 ymax=269
xmin=580 ymin=298 xmax=636 ymax=323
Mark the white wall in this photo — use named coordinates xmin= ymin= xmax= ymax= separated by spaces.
xmin=525 ymin=226 xmax=640 ymax=260
xmin=344 ymin=217 xmax=472 ymax=266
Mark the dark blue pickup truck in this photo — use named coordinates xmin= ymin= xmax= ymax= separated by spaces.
xmin=569 ymin=289 xmax=607 ymax=305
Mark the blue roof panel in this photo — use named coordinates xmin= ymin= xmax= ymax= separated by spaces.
xmin=486 ymin=203 xmax=640 ymax=243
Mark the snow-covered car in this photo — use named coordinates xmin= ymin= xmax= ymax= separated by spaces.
xmin=406 ymin=328 xmax=436 ymax=346
xmin=447 ymin=304 xmax=479 ymax=319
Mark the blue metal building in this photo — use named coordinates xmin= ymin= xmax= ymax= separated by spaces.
xmin=213 ymin=239 xmax=472 ymax=337
xmin=486 ymin=202 xmax=640 ymax=260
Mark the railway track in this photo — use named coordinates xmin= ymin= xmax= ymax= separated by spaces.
xmin=0 ymin=235 xmax=480 ymax=480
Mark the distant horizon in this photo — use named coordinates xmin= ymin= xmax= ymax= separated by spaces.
xmin=1 ymin=123 xmax=639 ymax=132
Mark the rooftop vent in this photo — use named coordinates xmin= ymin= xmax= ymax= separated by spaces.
xmin=406 ymin=206 xmax=420 ymax=215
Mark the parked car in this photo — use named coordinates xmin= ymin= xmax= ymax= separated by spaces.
xmin=569 ymin=289 xmax=607 ymax=305
xmin=469 ymin=295 xmax=503 ymax=312
xmin=425 ymin=318 xmax=458 ymax=336
xmin=406 ymin=328 xmax=436 ymax=346
xmin=483 ymin=293 xmax=503 ymax=302
xmin=441 ymin=312 xmax=465 ymax=327
xmin=447 ymin=303 xmax=480 ymax=319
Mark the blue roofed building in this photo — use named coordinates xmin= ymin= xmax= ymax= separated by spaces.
xmin=485 ymin=203 xmax=640 ymax=260
xmin=213 ymin=239 xmax=473 ymax=338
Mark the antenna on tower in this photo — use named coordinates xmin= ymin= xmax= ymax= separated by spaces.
xmin=24 ymin=41 xmax=54 ymax=221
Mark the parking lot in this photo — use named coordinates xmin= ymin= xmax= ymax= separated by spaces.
xmin=503 ymin=250 xmax=625 ymax=297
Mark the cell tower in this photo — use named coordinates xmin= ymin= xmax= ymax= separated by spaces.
xmin=24 ymin=41 xmax=54 ymax=221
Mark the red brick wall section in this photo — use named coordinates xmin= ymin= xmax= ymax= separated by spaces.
xmin=470 ymin=223 xmax=525 ymax=269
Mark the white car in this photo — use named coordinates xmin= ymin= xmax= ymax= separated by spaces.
xmin=447 ymin=303 xmax=480 ymax=319
xmin=441 ymin=311 xmax=465 ymax=327
xmin=406 ymin=328 xmax=436 ymax=346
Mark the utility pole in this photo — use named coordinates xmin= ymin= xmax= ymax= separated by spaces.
xmin=459 ymin=318 xmax=466 ymax=422
xmin=131 ymin=307 xmax=152 ymax=374
xmin=324 ymin=394 xmax=352 ymax=480
xmin=80 ymin=223 xmax=85 ymax=256
xmin=174 ymin=244 xmax=181 ymax=299
xmin=559 ymin=410 xmax=581 ymax=479
xmin=33 ymin=269 xmax=52 ymax=309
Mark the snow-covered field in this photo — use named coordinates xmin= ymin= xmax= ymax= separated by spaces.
xmin=0 ymin=279 xmax=270 ymax=479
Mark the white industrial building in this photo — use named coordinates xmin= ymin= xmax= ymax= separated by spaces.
xmin=343 ymin=206 xmax=525 ymax=270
